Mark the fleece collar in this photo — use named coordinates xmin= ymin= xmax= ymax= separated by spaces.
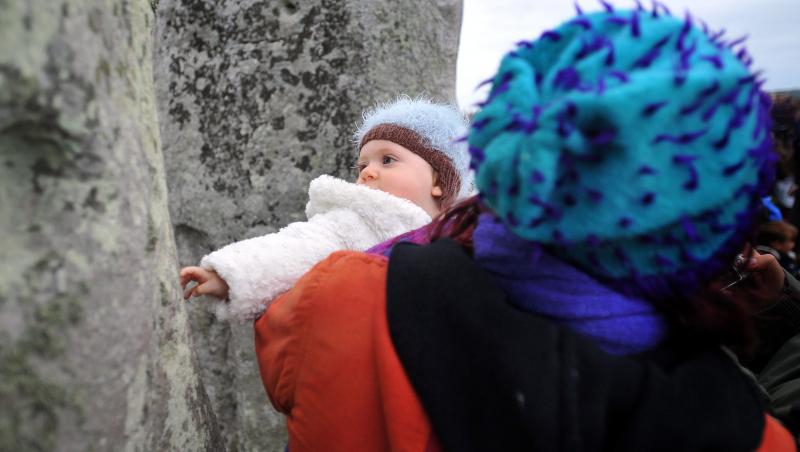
xmin=306 ymin=175 xmax=431 ymax=233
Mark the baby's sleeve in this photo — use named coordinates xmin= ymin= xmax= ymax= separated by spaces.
xmin=200 ymin=208 xmax=378 ymax=322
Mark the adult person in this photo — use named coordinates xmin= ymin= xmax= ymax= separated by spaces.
xmin=254 ymin=5 xmax=796 ymax=451
xmin=746 ymin=251 xmax=800 ymax=435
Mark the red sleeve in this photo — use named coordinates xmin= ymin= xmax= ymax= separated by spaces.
xmin=254 ymin=251 xmax=433 ymax=452
xmin=756 ymin=415 xmax=797 ymax=452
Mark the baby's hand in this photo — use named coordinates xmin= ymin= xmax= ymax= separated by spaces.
xmin=179 ymin=266 xmax=230 ymax=301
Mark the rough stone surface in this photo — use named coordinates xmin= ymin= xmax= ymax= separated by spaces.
xmin=154 ymin=0 xmax=462 ymax=450
xmin=0 ymin=0 xmax=223 ymax=450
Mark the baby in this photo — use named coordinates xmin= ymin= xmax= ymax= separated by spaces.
xmin=180 ymin=96 xmax=471 ymax=321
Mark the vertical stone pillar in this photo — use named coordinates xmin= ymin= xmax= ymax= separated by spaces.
xmin=0 ymin=1 xmax=223 ymax=450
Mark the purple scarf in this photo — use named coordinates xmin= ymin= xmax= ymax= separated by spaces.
xmin=367 ymin=215 xmax=667 ymax=355
xmin=473 ymin=214 xmax=666 ymax=355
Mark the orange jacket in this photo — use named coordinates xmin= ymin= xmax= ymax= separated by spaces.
xmin=254 ymin=250 xmax=795 ymax=452
xmin=255 ymin=251 xmax=438 ymax=451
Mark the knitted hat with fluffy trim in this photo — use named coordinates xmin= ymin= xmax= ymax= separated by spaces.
xmin=468 ymin=3 xmax=775 ymax=290
xmin=354 ymin=96 xmax=472 ymax=207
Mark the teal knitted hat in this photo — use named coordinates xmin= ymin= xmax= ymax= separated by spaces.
xmin=469 ymin=2 xmax=775 ymax=283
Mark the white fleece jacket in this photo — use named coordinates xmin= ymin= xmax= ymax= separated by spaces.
xmin=200 ymin=175 xmax=432 ymax=322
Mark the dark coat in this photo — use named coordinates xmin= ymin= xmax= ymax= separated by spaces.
xmin=388 ymin=239 xmax=781 ymax=451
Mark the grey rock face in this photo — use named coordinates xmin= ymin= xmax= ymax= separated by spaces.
xmin=0 ymin=1 xmax=223 ymax=451
xmin=154 ymin=0 xmax=462 ymax=450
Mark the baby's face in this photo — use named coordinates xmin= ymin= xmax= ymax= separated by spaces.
xmin=355 ymin=140 xmax=442 ymax=217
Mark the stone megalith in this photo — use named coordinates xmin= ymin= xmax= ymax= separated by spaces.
xmin=0 ymin=1 xmax=223 ymax=451
xmin=154 ymin=0 xmax=462 ymax=449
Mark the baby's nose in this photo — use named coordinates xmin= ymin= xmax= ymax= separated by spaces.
xmin=360 ymin=164 xmax=378 ymax=180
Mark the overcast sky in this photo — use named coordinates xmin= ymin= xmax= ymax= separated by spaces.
xmin=456 ymin=0 xmax=800 ymax=109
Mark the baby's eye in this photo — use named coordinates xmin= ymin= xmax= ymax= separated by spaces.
xmin=352 ymin=163 xmax=366 ymax=172
xmin=382 ymin=156 xmax=396 ymax=165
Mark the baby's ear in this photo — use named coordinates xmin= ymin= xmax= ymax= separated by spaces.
xmin=431 ymin=171 xmax=443 ymax=198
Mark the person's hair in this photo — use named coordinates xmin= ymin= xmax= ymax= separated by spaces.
xmin=429 ymin=196 xmax=756 ymax=354
xmin=771 ymin=95 xmax=800 ymax=178
xmin=429 ymin=195 xmax=484 ymax=253
xmin=756 ymin=221 xmax=798 ymax=246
